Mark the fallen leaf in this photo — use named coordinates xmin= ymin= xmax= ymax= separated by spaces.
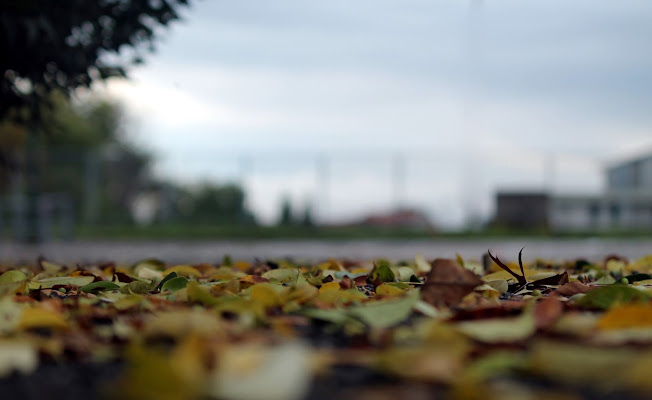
xmin=487 ymin=249 xmax=527 ymax=286
xmin=161 ymin=276 xmax=189 ymax=292
xmin=262 ymin=268 xmax=301 ymax=283
xmin=575 ymin=285 xmax=650 ymax=309
xmin=318 ymin=281 xmax=341 ymax=293
xmin=250 ymin=283 xmax=284 ymax=309
xmin=208 ymin=343 xmax=312 ymax=400
xmin=80 ymin=281 xmax=121 ymax=293
xmin=597 ymin=303 xmax=652 ymax=330
xmin=456 ymin=309 xmax=535 ymax=343
xmin=555 ymin=281 xmax=593 ymax=297
xmin=533 ymin=296 xmax=564 ymax=329
xmin=119 ymin=281 xmax=149 ymax=295
xmin=18 ymin=307 xmax=68 ymax=331
xmin=421 ymin=259 xmax=483 ymax=307
xmin=348 ymin=290 xmax=419 ymax=328
xmin=371 ymin=261 xmax=396 ymax=283
xmin=530 ymin=271 xmax=569 ymax=287
xmin=629 ymin=255 xmax=652 ymax=273
xmin=28 ymin=276 xmax=94 ymax=289
xmin=163 ymin=265 xmax=202 ymax=279
xmin=0 ymin=270 xmax=28 ymax=285
xmin=0 ymin=341 xmax=38 ymax=377
xmin=375 ymin=284 xmax=405 ymax=297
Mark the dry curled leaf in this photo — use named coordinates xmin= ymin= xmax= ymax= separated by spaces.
xmin=421 ymin=259 xmax=483 ymax=307
xmin=555 ymin=281 xmax=593 ymax=297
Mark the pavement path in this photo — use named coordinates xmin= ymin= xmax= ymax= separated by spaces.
xmin=2 ymin=238 xmax=652 ymax=264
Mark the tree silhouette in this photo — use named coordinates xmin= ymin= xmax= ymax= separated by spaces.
xmin=0 ymin=0 xmax=190 ymax=122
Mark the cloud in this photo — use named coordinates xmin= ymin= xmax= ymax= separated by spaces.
xmin=97 ymin=0 xmax=652 ymax=227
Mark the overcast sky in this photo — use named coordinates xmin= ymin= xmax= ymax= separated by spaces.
xmin=101 ymin=0 xmax=652 ymax=227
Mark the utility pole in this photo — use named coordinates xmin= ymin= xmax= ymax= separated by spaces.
xmin=392 ymin=153 xmax=406 ymax=211
xmin=315 ymin=154 xmax=330 ymax=224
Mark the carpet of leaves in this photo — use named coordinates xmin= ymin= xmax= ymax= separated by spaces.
xmin=1 ymin=252 xmax=652 ymax=400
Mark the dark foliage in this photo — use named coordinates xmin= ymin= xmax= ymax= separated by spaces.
xmin=0 ymin=0 xmax=189 ymax=122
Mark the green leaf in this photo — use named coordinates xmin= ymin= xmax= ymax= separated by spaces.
xmin=575 ymin=285 xmax=650 ymax=310
xmin=372 ymin=261 xmax=396 ymax=283
xmin=302 ymin=308 xmax=366 ymax=332
xmin=119 ymin=281 xmax=149 ymax=295
xmin=80 ymin=281 xmax=121 ymax=293
xmin=456 ymin=311 xmax=536 ymax=343
xmin=29 ymin=276 xmax=94 ymax=289
xmin=348 ymin=290 xmax=419 ymax=328
xmin=622 ymin=273 xmax=652 ymax=283
xmin=261 ymin=268 xmax=300 ymax=284
xmin=395 ymin=266 xmax=416 ymax=282
xmin=0 ymin=270 xmax=28 ymax=285
xmin=0 ymin=282 xmax=24 ymax=298
xmin=161 ymin=276 xmax=188 ymax=292
xmin=386 ymin=282 xmax=410 ymax=289
xmin=156 ymin=272 xmax=178 ymax=291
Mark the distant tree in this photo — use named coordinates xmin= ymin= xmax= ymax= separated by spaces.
xmin=0 ymin=0 xmax=190 ymax=122
xmin=188 ymin=183 xmax=256 ymax=225
xmin=279 ymin=196 xmax=294 ymax=226
xmin=301 ymin=203 xmax=315 ymax=227
xmin=0 ymin=94 xmax=152 ymax=225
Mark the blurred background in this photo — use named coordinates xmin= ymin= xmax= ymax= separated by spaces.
xmin=2 ymin=0 xmax=652 ymax=255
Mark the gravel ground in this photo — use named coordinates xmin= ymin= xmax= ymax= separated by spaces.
xmin=2 ymin=238 xmax=652 ymax=264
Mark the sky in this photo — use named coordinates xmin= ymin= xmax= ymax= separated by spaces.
xmin=100 ymin=0 xmax=652 ymax=227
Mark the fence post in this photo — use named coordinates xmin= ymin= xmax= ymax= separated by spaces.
xmin=83 ymin=150 xmax=100 ymax=226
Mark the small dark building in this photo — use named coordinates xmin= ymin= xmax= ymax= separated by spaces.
xmin=494 ymin=192 xmax=549 ymax=230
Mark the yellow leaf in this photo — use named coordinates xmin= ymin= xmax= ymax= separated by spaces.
xmin=187 ymin=281 xmax=219 ymax=306
xmin=314 ymin=289 xmax=367 ymax=305
xmin=113 ymin=295 xmax=147 ymax=311
xmin=143 ymin=309 xmax=222 ymax=339
xmin=233 ymin=261 xmax=251 ymax=272
xmin=482 ymin=269 xmax=539 ymax=283
xmin=375 ymin=284 xmax=404 ymax=297
xmin=351 ymin=267 xmax=370 ymax=274
xmin=18 ymin=308 xmax=68 ymax=331
xmin=210 ymin=266 xmax=245 ymax=281
xmin=116 ymin=344 xmax=197 ymax=400
xmin=629 ymin=255 xmax=652 ymax=273
xmin=377 ymin=347 xmax=465 ymax=383
xmin=251 ymin=284 xmax=283 ymax=308
xmin=170 ymin=334 xmax=209 ymax=386
xmin=163 ymin=265 xmax=201 ymax=278
xmin=597 ymin=303 xmax=652 ymax=330
xmin=605 ymin=259 xmax=626 ymax=274
xmin=318 ymin=282 xmax=341 ymax=293
xmin=283 ymin=285 xmax=318 ymax=304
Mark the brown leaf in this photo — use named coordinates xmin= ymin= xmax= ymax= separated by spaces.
xmin=339 ymin=275 xmax=353 ymax=290
xmin=114 ymin=272 xmax=134 ymax=283
xmin=531 ymin=271 xmax=569 ymax=287
xmin=487 ymin=249 xmax=528 ymax=286
xmin=421 ymin=259 xmax=483 ymax=307
xmin=353 ymin=275 xmax=369 ymax=287
xmin=555 ymin=281 xmax=593 ymax=297
xmin=534 ymin=296 xmax=564 ymax=329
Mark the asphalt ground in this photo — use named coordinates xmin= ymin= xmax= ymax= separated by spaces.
xmin=2 ymin=238 xmax=652 ymax=264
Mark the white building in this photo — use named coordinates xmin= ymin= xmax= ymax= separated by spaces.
xmin=549 ymin=153 xmax=652 ymax=232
